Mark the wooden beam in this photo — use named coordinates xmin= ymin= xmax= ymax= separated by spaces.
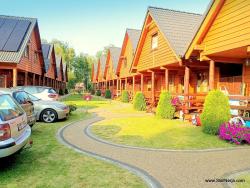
xmin=125 ymin=77 xmax=127 ymax=90
xmin=24 ymin=72 xmax=28 ymax=85
xmin=13 ymin=68 xmax=17 ymax=87
xmin=141 ymin=74 xmax=144 ymax=92
xmin=209 ymin=60 xmax=215 ymax=90
xmin=165 ymin=69 xmax=169 ymax=91
xmin=132 ymin=76 xmax=135 ymax=96
xmin=194 ymin=44 xmax=204 ymax=51
xmin=116 ymin=79 xmax=119 ymax=96
xmin=247 ymin=46 xmax=250 ymax=53
xmin=151 ymin=71 xmax=155 ymax=103
xmin=33 ymin=74 xmax=36 ymax=85
xmin=184 ymin=66 xmax=190 ymax=95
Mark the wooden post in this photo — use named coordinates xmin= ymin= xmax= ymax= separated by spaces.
xmin=141 ymin=74 xmax=144 ymax=92
xmin=209 ymin=60 xmax=215 ymax=90
xmin=24 ymin=72 xmax=28 ymax=85
xmin=33 ymin=74 xmax=36 ymax=85
xmin=184 ymin=66 xmax=190 ymax=95
xmin=13 ymin=68 xmax=17 ymax=87
xmin=152 ymin=71 xmax=155 ymax=104
xmin=132 ymin=76 xmax=135 ymax=96
xmin=119 ymin=79 xmax=122 ymax=92
xmin=165 ymin=68 xmax=169 ymax=91
xmin=38 ymin=75 xmax=41 ymax=86
xmin=184 ymin=66 xmax=190 ymax=114
xmin=116 ymin=79 xmax=119 ymax=96
xmin=125 ymin=77 xmax=127 ymax=90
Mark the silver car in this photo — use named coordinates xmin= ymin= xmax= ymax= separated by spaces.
xmin=0 ymin=93 xmax=31 ymax=158
xmin=27 ymin=93 xmax=69 ymax=123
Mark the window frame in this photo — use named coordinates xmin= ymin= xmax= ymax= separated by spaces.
xmin=151 ymin=32 xmax=158 ymax=51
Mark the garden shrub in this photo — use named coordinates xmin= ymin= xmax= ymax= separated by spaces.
xmin=96 ymin=90 xmax=101 ymax=96
xmin=219 ymin=122 xmax=250 ymax=145
xmin=68 ymin=104 xmax=77 ymax=114
xmin=59 ymin=89 xmax=64 ymax=95
xmin=200 ymin=90 xmax=231 ymax=135
xmin=156 ymin=91 xmax=175 ymax=119
xmin=133 ymin=92 xmax=146 ymax=111
xmin=90 ymin=89 xmax=95 ymax=95
xmin=105 ymin=89 xmax=111 ymax=99
xmin=121 ymin=90 xmax=129 ymax=103
xmin=64 ymin=89 xmax=69 ymax=94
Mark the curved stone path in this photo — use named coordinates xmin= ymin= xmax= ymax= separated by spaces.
xmin=58 ymin=104 xmax=250 ymax=188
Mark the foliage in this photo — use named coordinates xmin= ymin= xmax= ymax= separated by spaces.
xmin=51 ymin=39 xmax=75 ymax=71
xmin=64 ymin=89 xmax=69 ymax=94
xmin=121 ymin=90 xmax=129 ymax=103
xmin=68 ymin=104 xmax=77 ymax=114
xmin=96 ymin=90 xmax=101 ymax=96
xmin=105 ymin=89 xmax=111 ymax=99
xmin=156 ymin=91 xmax=175 ymax=119
xmin=90 ymin=88 xmax=95 ymax=95
xmin=95 ymin=44 xmax=115 ymax=58
xmin=201 ymin=90 xmax=231 ymax=135
xmin=59 ymin=89 xmax=64 ymax=95
xmin=219 ymin=122 xmax=250 ymax=145
xmin=133 ymin=92 xmax=146 ymax=111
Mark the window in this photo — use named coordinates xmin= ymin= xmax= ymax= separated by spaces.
xmin=13 ymin=91 xmax=31 ymax=104
xmin=151 ymin=33 xmax=158 ymax=50
xmin=0 ymin=94 xmax=24 ymax=121
xmin=24 ymin=45 xmax=29 ymax=58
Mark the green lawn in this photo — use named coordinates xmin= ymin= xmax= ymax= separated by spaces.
xmin=91 ymin=116 xmax=247 ymax=149
xmin=235 ymin=173 xmax=250 ymax=188
xmin=0 ymin=95 xmax=146 ymax=188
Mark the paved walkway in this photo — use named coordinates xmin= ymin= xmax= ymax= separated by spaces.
xmin=59 ymin=103 xmax=250 ymax=188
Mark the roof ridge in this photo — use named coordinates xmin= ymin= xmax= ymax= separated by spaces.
xmin=0 ymin=14 xmax=37 ymax=21
xmin=126 ymin=28 xmax=141 ymax=31
xmin=148 ymin=6 xmax=202 ymax=16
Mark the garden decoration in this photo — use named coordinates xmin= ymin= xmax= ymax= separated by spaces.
xmin=83 ymin=93 xmax=92 ymax=113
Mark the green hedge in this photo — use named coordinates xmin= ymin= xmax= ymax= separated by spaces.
xmin=105 ymin=89 xmax=111 ymax=99
xmin=59 ymin=89 xmax=64 ymax=95
xmin=121 ymin=90 xmax=129 ymax=103
xmin=133 ymin=92 xmax=146 ymax=111
xmin=64 ymin=89 xmax=69 ymax=94
xmin=200 ymin=90 xmax=231 ymax=135
xmin=96 ymin=90 xmax=101 ymax=96
xmin=156 ymin=91 xmax=175 ymax=119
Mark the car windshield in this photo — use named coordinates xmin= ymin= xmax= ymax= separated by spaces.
xmin=0 ymin=94 xmax=24 ymax=122
xmin=27 ymin=93 xmax=40 ymax=101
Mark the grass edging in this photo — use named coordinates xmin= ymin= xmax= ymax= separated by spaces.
xmin=87 ymin=117 xmax=248 ymax=153
xmin=222 ymin=168 xmax=250 ymax=188
xmin=56 ymin=114 xmax=162 ymax=188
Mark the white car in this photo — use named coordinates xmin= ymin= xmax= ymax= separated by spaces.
xmin=16 ymin=86 xmax=59 ymax=101
xmin=0 ymin=93 xmax=31 ymax=158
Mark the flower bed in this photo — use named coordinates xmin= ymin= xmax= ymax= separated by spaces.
xmin=219 ymin=122 xmax=250 ymax=145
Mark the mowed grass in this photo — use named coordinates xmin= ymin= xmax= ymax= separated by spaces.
xmin=0 ymin=95 xmax=146 ymax=188
xmin=92 ymin=116 xmax=245 ymax=149
xmin=235 ymin=173 xmax=250 ymax=188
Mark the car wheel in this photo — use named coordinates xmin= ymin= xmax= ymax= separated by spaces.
xmin=41 ymin=109 xmax=58 ymax=123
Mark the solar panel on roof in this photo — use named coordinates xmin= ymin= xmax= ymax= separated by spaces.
xmin=3 ymin=20 xmax=31 ymax=52
xmin=0 ymin=19 xmax=17 ymax=50
xmin=0 ymin=18 xmax=5 ymax=29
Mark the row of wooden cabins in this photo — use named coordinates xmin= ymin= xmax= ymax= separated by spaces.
xmin=92 ymin=0 xmax=250 ymax=115
xmin=0 ymin=15 xmax=68 ymax=90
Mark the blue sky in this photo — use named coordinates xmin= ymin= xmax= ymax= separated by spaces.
xmin=0 ymin=0 xmax=210 ymax=55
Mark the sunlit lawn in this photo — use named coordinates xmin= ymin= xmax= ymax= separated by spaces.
xmin=0 ymin=95 xmax=146 ymax=188
xmin=235 ymin=173 xmax=250 ymax=188
xmin=92 ymin=116 xmax=246 ymax=149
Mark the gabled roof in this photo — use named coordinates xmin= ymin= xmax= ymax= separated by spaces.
xmin=109 ymin=47 xmax=121 ymax=72
xmin=116 ymin=29 xmax=141 ymax=75
xmin=0 ymin=15 xmax=37 ymax=63
xmin=92 ymin=62 xmax=98 ymax=80
xmin=126 ymin=29 xmax=141 ymax=51
xmin=42 ymin=43 xmax=52 ymax=72
xmin=100 ymin=54 xmax=106 ymax=77
xmin=148 ymin=7 xmax=203 ymax=57
xmin=56 ymin=56 xmax=62 ymax=77
xmin=63 ymin=63 xmax=68 ymax=82
xmin=185 ymin=0 xmax=225 ymax=59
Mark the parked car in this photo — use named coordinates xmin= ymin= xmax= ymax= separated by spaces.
xmin=27 ymin=93 xmax=69 ymax=123
xmin=0 ymin=92 xmax=31 ymax=158
xmin=16 ymin=86 xmax=59 ymax=101
xmin=0 ymin=88 xmax=36 ymax=127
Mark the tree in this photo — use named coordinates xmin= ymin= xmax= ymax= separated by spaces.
xmin=51 ymin=39 xmax=75 ymax=71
